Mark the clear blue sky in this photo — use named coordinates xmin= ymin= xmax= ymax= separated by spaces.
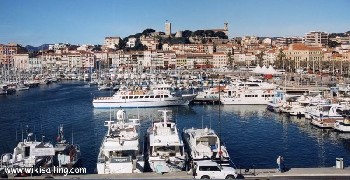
xmin=1 ymin=0 xmax=349 ymax=46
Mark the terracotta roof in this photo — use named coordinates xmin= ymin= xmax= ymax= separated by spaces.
xmin=290 ymin=43 xmax=322 ymax=51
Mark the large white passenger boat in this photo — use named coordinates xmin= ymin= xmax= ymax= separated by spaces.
xmin=183 ymin=127 xmax=230 ymax=166
xmin=92 ymin=84 xmax=196 ymax=108
xmin=96 ymin=109 xmax=144 ymax=174
xmin=146 ymin=109 xmax=186 ymax=173
xmin=221 ymin=88 xmax=275 ymax=105
xmin=220 ymin=78 xmax=276 ymax=105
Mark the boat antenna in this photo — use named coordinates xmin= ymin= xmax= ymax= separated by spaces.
xmin=210 ymin=114 xmax=212 ymax=129
xmin=21 ymin=123 xmax=23 ymax=142
xmin=71 ymin=127 xmax=74 ymax=145
xmin=219 ymin=82 xmax=222 ymax=165
xmin=109 ymin=107 xmax=112 ymax=121
xmin=202 ymin=115 xmax=204 ymax=129
xmin=16 ymin=127 xmax=18 ymax=142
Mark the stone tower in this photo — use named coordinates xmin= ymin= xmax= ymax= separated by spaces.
xmin=224 ymin=22 xmax=228 ymax=31
xmin=165 ymin=20 xmax=171 ymax=36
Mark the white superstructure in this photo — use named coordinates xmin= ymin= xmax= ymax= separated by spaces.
xmin=183 ymin=127 xmax=230 ymax=166
xmin=97 ymin=109 xmax=144 ymax=174
xmin=93 ymin=84 xmax=196 ymax=108
xmin=220 ymin=78 xmax=276 ymax=105
xmin=0 ymin=129 xmax=55 ymax=176
xmin=146 ymin=109 xmax=186 ymax=173
xmin=334 ymin=119 xmax=350 ymax=132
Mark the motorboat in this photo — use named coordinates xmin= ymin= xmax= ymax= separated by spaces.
xmin=146 ymin=109 xmax=186 ymax=173
xmin=96 ymin=109 xmax=144 ymax=174
xmin=334 ymin=118 xmax=350 ymax=132
xmin=53 ymin=125 xmax=81 ymax=168
xmin=0 ymin=127 xmax=55 ymax=176
xmin=183 ymin=127 xmax=230 ymax=166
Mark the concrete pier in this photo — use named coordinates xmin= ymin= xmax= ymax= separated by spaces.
xmin=13 ymin=167 xmax=350 ymax=179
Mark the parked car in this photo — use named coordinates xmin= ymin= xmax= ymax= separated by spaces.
xmin=194 ymin=160 xmax=238 ymax=179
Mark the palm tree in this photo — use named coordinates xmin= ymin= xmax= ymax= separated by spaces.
xmin=256 ymin=50 xmax=265 ymax=67
xmin=275 ymin=49 xmax=286 ymax=70
xmin=227 ymin=52 xmax=234 ymax=69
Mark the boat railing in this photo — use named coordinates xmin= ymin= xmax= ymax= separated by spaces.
xmin=95 ymin=97 xmax=113 ymax=100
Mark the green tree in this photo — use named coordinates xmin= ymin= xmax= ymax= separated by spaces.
xmin=328 ymin=40 xmax=340 ymax=48
xmin=227 ymin=52 xmax=234 ymax=69
xmin=204 ymin=30 xmax=215 ymax=37
xmin=214 ymin=31 xmax=228 ymax=39
xmin=142 ymin=29 xmax=156 ymax=36
xmin=275 ymin=49 xmax=286 ymax=70
xmin=182 ymin=30 xmax=192 ymax=38
xmin=256 ymin=50 xmax=265 ymax=67
xmin=92 ymin=45 xmax=102 ymax=52
xmin=192 ymin=30 xmax=205 ymax=37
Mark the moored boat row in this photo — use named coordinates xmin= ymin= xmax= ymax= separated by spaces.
xmin=96 ymin=109 xmax=238 ymax=177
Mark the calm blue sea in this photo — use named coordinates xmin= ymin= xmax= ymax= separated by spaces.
xmin=0 ymin=81 xmax=349 ymax=173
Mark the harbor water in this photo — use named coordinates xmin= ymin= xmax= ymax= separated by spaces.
xmin=1 ymin=81 xmax=350 ymax=174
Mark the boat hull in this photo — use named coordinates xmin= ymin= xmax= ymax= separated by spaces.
xmin=93 ymin=95 xmax=195 ymax=108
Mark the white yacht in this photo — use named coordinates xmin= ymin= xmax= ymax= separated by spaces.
xmin=53 ymin=125 xmax=81 ymax=168
xmin=93 ymin=84 xmax=196 ymax=108
xmin=146 ymin=109 xmax=186 ymax=173
xmin=0 ymin=128 xmax=55 ymax=176
xmin=305 ymin=103 xmax=343 ymax=120
xmin=220 ymin=78 xmax=276 ymax=105
xmin=97 ymin=109 xmax=144 ymax=174
xmin=183 ymin=127 xmax=230 ymax=166
xmin=220 ymin=88 xmax=275 ymax=105
xmin=0 ymin=84 xmax=7 ymax=95
xmin=334 ymin=118 xmax=350 ymax=132
xmin=194 ymin=87 xmax=220 ymax=103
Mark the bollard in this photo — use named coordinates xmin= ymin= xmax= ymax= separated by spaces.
xmin=336 ymin=158 xmax=344 ymax=169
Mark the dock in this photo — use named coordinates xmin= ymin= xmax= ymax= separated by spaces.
xmin=14 ymin=167 xmax=350 ymax=179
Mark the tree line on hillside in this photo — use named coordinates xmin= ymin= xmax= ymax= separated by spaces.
xmin=117 ymin=28 xmax=228 ymax=51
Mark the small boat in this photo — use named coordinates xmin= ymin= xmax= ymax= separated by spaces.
xmin=0 ymin=126 xmax=55 ymax=177
xmin=311 ymin=117 xmax=342 ymax=129
xmin=334 ymin=118 xmax=350 ymax=132
xmin=16 ymin=84 xmax=30 ymax=91
xmin=53 ymin=125 xmax=82 ymax=168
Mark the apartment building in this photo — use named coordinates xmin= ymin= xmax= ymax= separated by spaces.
xmin=13 ymin=53 xmax=29 ymax=70
xmin=274 ymin=37 xmax=303 ymax=47
xmin=212 ymin=52 xmax=227 ymax=68
xmin=304 ymin=31 xmax=329 ymax=47
xmin=0 ymin=43 xmax=20 ymax=66
xmin=127 ymin=37 xmax=137 ymax=48
xmin=215 ymin=44 xmax=233 ymax=54
xmin=104 ymin=36 xmax=121 ymax=50
xmin=284 ymin=43 xmax=323 ymax=71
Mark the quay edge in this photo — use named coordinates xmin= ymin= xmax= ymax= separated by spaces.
xmin=12 ymin=167 xmax=350 ymax=179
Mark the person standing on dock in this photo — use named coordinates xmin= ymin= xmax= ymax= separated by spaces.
xmin=277 ymin=156 xmax=282 ymax=172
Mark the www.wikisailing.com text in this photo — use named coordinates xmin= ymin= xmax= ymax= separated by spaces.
xmin=4 ymin=166 xmax=87 ymax=176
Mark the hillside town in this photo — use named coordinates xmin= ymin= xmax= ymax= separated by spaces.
xmin=1 ymin=22 xmax=350 ymax=77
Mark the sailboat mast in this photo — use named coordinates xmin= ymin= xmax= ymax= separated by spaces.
xmin=219 ymin=83 xmax=222 ymax=165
